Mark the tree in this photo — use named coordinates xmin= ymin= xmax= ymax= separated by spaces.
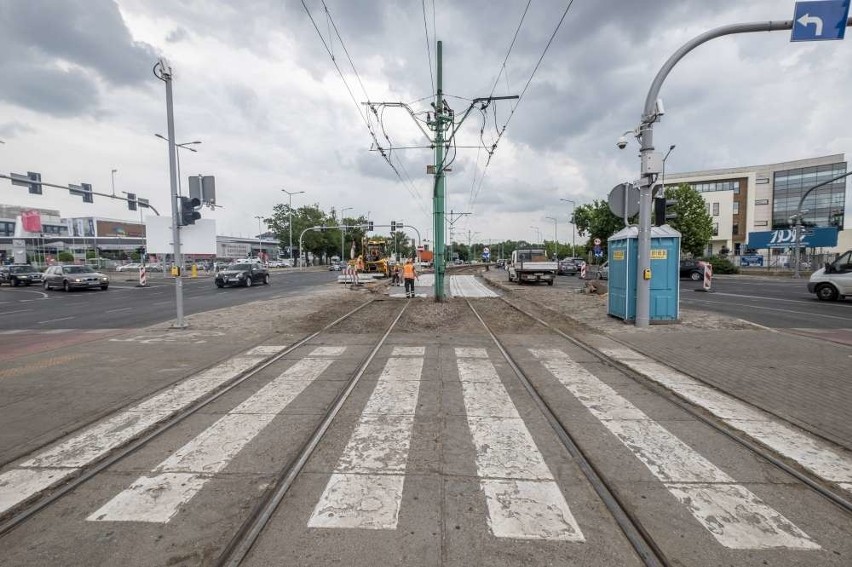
xmin=666 ymin=183 xmax=713 ymax=257
xmin=573 ymin=199 xmax=629 ymax=251
xmin=57 ymin=251 xmax=74 ymax=263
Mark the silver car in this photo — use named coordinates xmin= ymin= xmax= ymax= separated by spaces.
xmin=43 ymin=265 xmax=110 ymax=291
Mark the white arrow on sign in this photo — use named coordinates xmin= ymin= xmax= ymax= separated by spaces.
xmin=797 ymin=13 xmax=824 ymax=36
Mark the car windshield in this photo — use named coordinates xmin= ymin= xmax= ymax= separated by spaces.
xmin=9 ymin=266 xmax=34 ymax=274
xmin=63 ymin=266 xmax=95 ymax=274
xmin=230 ymin=263 xmax=253 ymax=271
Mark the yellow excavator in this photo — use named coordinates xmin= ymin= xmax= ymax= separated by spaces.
xmin=351 ymin=236 xmax=390 ymax=277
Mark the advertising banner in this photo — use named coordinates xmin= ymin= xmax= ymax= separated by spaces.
xmin=747 ymin=226 xmax=838 ymax=249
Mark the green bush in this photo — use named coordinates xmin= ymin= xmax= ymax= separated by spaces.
xmin=701 ymin=255 xmax=738 ymax=274
xmin=57 ymin=251 xmax=75 ymax=263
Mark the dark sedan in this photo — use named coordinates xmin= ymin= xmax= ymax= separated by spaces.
xmin=215 ymin=262 xmax=270 ymax=288
xmin=43 ymin=265 xmax=110 ymax=291
xmin=680 ymin=259 xmax=706 ymax=280
xmin=0 ymin=264 xmax=43 ymax=286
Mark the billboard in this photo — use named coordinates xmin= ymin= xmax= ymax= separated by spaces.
xmin=747 ymin=227 xmax=839 ymax=249
xmin=145 ymin=217 xmax=217 ymax=254
xmin=96 ymin=220 xmax=145 ymax=238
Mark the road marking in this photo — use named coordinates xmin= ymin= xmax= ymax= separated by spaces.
xmin=531 ymin=349 xmax=818 ymax=549
xmin=682 ymin=297 xmax=852 ymax=321
xmin=458 ymin=347 xmax=583 ymax=541
xmin=0 ymin=347 xmax=285 ymax=515
xmin=597 ymin=347 xmax=852 ymax=489
xmin=36 ymin=316 xmax=74 ymax=324
xmin=89 ymin=351 xmax=338 ymax=523
xmin=0 ymin=330 xmax=26 ymax=334
xmin=3 ymin=309 xmax=33 ymax=315
xmin=449 ymin=275 xmax=499 ymax=297
xmin=105 ymin=307 xmax=133 ymax=314
xmin=308 ymin=354 xmax=424 ymax=530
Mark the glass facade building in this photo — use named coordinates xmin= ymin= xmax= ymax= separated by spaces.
xmin=772 ymin=162 xmax=846 ymax=229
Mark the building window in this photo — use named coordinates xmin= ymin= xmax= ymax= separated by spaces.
xmin=712 ymin=223 xmax=719 ymax=236
xmin=755 ymin=199 xmax=769 ymax=205
xmin=772 ymin=162 xmax=847 ymax=228
xmin=712 ymin=203 xmax=720 ymax=216
xmin=732 ymin=202 xmax=739 ymax=214
xmin=732 ymin=223 xmax=739 ymax=235
xmin=755 ymin=220 xmax=768 ymax=227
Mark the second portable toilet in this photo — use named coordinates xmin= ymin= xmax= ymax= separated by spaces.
xmin=607 ymin=225 xmax=681 ymax=323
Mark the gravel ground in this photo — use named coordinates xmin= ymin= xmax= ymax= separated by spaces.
xmin=146 ymin=266 xmax=758 ymax=343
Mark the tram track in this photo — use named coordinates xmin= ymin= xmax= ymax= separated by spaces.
xmin=0 ymin=298 xmax=381 ymax=538
xmin=459 ymin=294 xmax=852 ymax=567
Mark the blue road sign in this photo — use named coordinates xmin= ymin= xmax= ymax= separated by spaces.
xmin=791 ymin=1 xmax=850 ymax=42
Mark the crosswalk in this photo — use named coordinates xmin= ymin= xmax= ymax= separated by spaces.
xmin=387 ymin=274 xmax=498 ymax=298
xmin=2 ymin=342 xmax=846 ymax=551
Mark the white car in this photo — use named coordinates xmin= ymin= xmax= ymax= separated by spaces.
xmin=807 ymin=250 xmax=852 ymax=301
xmin=116 ymin=263 xmax=141 ymax=272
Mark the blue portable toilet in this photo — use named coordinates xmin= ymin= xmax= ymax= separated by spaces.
xmin=607 ymin=225 xmax=681 ymax=323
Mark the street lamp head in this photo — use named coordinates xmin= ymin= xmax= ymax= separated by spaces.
xmin=669 ymin=144 xmax=676 ymax=151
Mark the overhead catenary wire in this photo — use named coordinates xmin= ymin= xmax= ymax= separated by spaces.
xmin=468 ymin=0 xmax=577 ymax=212
xmin=302 ymin=0 xmax=430 ymax=216
xmin=422 ymin=0 xmax=435 ymax=94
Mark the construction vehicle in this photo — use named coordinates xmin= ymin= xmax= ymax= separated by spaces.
xmin=349 ymin=236 xmax=391 ymax=277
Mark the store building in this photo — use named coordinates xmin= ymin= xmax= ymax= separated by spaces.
xmin=664 ymin=154 xmax=851 ymax=262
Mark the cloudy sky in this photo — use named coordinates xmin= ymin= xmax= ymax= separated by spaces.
xmin=1 ymin=0 xmax=850 ymax=246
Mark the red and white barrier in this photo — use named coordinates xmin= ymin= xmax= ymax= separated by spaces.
xmin=703 ymin=262 xmax=712 ymax=291
xmin=580 ymin=264 xmax=587 ymax=279
xmin=345 ymin=266 xmax=359 ymax=285
xmin=139 ymin=265 xmax=147 ymax=287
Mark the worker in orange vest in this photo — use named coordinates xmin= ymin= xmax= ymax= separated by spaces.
xmin=402 ymin=258 xmax=417 ymax=298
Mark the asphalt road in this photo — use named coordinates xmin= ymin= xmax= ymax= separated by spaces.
xmin=0 ymin=268 xmax=341 ymax=331
xmin=679 ymin=275 xmax=852 ymax=329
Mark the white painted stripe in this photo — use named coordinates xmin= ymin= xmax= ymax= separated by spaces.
xmin=42 ymin=329 xmax=71 ymax=334
xmin=0 ymin=349 xmax=278 ymax=516
xmin=0 ymin=329 xmax=26 ymax=334
xmin=87 ymin=473 xmax=207 ymax=523
xmin=309 ymin=346 xmax=347 ymax=357
xmin=244 ymin=345 xmax=288 ymax=356
xmin=308 ymin=355 xmax=424 ymax=530
xmin=601 ymin=346 xmax=852 ymax=485
xmin=531 ymin=348 xmax=817 ymax=549
xmin=839 ymin=483 xmax=852 ymax=493
xmin=89 ymin=357 xmax=334 ymax=522
xmin=391 ymin=346 xmax=425 ymax=356
xmin=449 ymin=275 xmax=498 ymax=298
xmin=482 ymin=480 xmax=584 ymax=541
xmin=455 ymin=347 xmax=489 ymax=359
xmin=457 ymin=350 xmax=583 ymax=541
xmin=37 ymin=316 xmax=74 ymax=324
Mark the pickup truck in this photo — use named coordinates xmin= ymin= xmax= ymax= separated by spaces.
xmin=507 ymin=249 xmax=558 ymax=285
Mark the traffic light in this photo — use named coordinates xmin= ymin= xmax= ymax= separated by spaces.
xmin=654 ymin=197 xmax=677 ymax=226
xmin=179 ymin=196 xmax=201 ymax=225
xmin=81 ymin=183 xmax=93 ymax=203
xmin=127 ymin=192 xmax=137 ymax=211
xmin=28 ymin=172 xmax=42 ymax=195
xmin=136 ymin=247 xmax=146 ymax=255
xmin=390 ymin=221 xmax=396 ymax=232
xmin=367 ymin=221 xmax=374 ymax=231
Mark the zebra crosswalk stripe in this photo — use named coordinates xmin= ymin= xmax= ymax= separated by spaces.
xmin=308 ymin=347 xmax=424 ymax=530
xmin=530 ymin=348 xmax=819 ymax=550
xmin=457 ymin=347 xmax=584 ymax=541
xmin=88 ymin=347 xmax=339 ymax=523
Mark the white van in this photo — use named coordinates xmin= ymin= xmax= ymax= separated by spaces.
xmin=807 ymin=250 xmax=852 ymax=301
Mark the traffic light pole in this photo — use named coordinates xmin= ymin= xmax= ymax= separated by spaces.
xmin=632 ymin=17 xmax=817 ymax=327
xmin=155 ymin=59 xmax=186 ymax=328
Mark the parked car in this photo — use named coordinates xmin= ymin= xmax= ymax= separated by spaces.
xmin=595 ymin=261 xmax=609 ymax=280
xmin=145 ymin=263 xmax=163 ymax=272
xmin=557 ymin=260 xmax=579 ymax=276
xmin=0 ymin=264 xmax=43 ymax=286
xmin=807 ymin=249 xmax=852 ymax=301
xmin=329 ymin=263 xmax=342 ymax=271
xmin=215 ymin=262 xmax=269 ymax=288
xmin=680 ymin=259 xmax=706 ymax=281
xmin=116 ymin=263 xmax=141 ymax=272
xmin=43 ymin=265 xmax=110 ymax=291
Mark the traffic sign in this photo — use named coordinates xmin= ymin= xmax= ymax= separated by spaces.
xmin=791 ymin=1 xmax=850 ymax=42
xmin=608 ymin=183 xmax=639 ymax=218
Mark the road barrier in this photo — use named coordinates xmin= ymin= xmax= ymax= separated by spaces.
xmin=580 ymin=264 xmax=587 ymax=279
xmin=139 ymin=266 xmax=147 ymax=287
xmin=702 ymin=262 xmax=713 ymax=292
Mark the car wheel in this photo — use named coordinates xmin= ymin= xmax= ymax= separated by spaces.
xmin=63 ymin=281 xmax=71 ymax=292
xmin=263 ymin=274 xmax=270 ymax=285
xmin=690 ymin=270 xmax=702 ymax=281
xmin=12 ymin=278 xmax=19 ymax=287
xmin=815 ymin=283 xmax=839 ymax=301
xmin=245 ymin=277 xmax=252 ymax=287
xmin=216 ymin=282 xmax=224 ymax=288
xmin=43 ymin=280 xmax=50 ymax=291
xmin=547 ymin=280 xmax=554 ymax=286
xmin=100 ymin=285 xmax=109 ymax=291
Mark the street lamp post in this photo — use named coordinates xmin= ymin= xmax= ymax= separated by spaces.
xmin=559 ymin=198 xmax=576 ymax=257
xmin=339 ymin=206 xmax=353 ymax=261
xmin=111 ymin=169 xmax=117 ymax=197
xmin=660 ymin=144 xmax=676 ymax=197
xmin=155 ymin=134 xmax=200 ymax=196
xmin=282 ymin=189 xmax=305 ymax=263
xmin=529 ymin=226 xmax=541 ymax=246
xmin=254 ymin=215 xmax=265 ymax=258
xmin=545 ymin=216 xmax=557 ymax=260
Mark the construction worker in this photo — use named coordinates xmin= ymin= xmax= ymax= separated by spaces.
xmin=402 ymin=257 xmax=417 ymax=298
xmin=391 ymin=264 xmax=400 ymax=286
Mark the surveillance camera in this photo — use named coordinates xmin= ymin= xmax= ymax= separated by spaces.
xmin=616 ymin=136 xmax=628 ymax=150
xmin=655 ymin=98 xmax=665 ymax=117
